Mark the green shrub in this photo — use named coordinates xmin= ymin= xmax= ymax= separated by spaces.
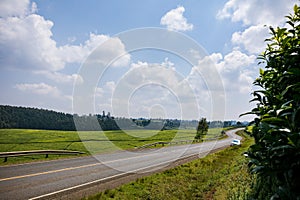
xmin=242 ymin=5 xmax=300 ymax=199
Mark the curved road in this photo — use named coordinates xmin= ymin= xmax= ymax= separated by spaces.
xmin=0 ymin=128 xmax=243 ymax=200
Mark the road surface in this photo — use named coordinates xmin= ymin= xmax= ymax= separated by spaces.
xmin=0 ymin=128 xmax=243 ymax=200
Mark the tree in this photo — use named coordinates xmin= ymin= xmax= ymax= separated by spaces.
xmin=243 ymin=5 xmax=300 ymax=199
xmin=195 ymin=118 xmax=208 ymax=140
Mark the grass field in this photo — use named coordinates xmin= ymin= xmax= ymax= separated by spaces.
xmin=84 ymin=130 xmax=253 ymax=200
xmin=0 ymin=128 xmax=224 ymax=164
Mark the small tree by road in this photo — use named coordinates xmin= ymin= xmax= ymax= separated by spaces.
xmin=195 ymin=118 xmax=208 ymax=140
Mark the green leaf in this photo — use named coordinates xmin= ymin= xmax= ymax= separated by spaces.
xmin=259 ymin=68 xmax=265 ymax=75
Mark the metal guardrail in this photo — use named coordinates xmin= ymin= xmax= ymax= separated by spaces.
xmin=137 ymin=138 xmax=217 ymax=149
xmin=137 ymin=135 xmax=226 ymax=149
xmin=0 ymin=150 xmax=85 ymax=162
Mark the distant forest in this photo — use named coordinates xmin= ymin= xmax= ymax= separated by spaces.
xmin=0 ymin=105 xmax=241 ymax=131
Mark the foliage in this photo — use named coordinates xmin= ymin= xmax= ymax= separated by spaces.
xmin=84 ymin=130 xmax=254 ymax=200
xmin=195 ymin=118 xmax=208 ymax=139
xmin=0 ymin=105 xmax=178 ymax=131
xmin=242 ymin=5 xmax=300 ymax=199
xmin=0 ymin=105 xmax=76 ymax=130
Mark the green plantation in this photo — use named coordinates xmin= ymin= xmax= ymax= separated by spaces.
xmin=0 ymin=128 xmax=224 ymax=164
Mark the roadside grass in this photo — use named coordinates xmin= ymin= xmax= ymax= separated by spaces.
xmin=0 ymin=128 xmax=224 ymax=165
xmin=84 ymin=130 xmax=253 ymax=200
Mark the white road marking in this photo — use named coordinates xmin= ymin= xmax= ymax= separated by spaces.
xmin=0 ymin=140 xmax=228 ymax=182
xmin=0 ymin=153 xmax=151 ymax=182
xmin=28 ymin=149 xmax=215 ymax=200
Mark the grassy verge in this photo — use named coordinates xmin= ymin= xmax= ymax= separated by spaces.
xmin=84 ymin=130 xmax=253 ymax=200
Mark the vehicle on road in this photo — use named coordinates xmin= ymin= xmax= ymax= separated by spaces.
xmin=230 ymin=139 xmax=241 ymax=146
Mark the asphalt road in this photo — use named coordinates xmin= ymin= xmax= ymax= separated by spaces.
xmin=0 ymin=128 xmax=243 ymax=200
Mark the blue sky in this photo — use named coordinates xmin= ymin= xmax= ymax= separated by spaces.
xmin=0 ymin=0 xmax=297 ymax=121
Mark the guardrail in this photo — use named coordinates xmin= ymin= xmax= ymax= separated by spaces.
xmin=0 ymin=150 xmax=85 ymax=162
xmin=137 ymin=136 xmax=226 ymax=149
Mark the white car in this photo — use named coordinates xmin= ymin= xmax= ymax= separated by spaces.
xmin=230 ymin=139 xmax=241 ymax=146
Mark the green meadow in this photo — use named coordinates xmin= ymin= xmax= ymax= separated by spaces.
xmin=0 ymin=128 xmax=224 ymax=164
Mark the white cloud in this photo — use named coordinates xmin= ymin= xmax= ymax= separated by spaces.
xmin=217 ymin=0 xmax=297 ymax=26
xmin=218 ymin=50 xmax=256 ymax=72
xmin=217 ymin=0 xmax=298 ymax=66
xmin=15 ymin=82 xmax=61 ymax=97
xmin=93 ymin=81 xmax=118 ymax=117
xmin=189 ymin=50 xmax=255 ymax=93
xmin=0 ymin=0 xmax=34 ymax=18
xmin=0 ymin=14 xmax=62 ymax=71
xmin=189 ymin=53 xmax=224 ymax=91
xmin=231 ymin=25 xmax=269 ymax=54
xmin=94 ymin=59 xmax=200 ymax=119
xmin=0 ymin=1 xmax=130 ymax=73
xmin=124 ymin=60 xmax=183 ymax=89
xmin=34 ymin=71 xmax=83 ymax=84
xmin=95 ymin=81 xmax=116 ymax=97
xmin=238 ymin=70 xmax=254 ymax=93
xmin=190 ymin=51 xmax=256 ymax=95
xmin=160 ymin=6 xmax=193 ymax=31
xmin=84 ymin=35 xmax=130 ymax=67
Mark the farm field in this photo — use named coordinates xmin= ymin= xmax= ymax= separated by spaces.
xmin=0 ymin=128 xmax=224 ymax=164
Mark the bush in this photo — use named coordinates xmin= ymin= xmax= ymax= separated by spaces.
xmin=243 ymin=5 xmax=300 ymax=200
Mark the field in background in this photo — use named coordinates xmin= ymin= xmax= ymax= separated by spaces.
xmin=0 ymin=128 xmax=224 ymax=164
xmin=85 ymin=130 xmax=253 ymax=200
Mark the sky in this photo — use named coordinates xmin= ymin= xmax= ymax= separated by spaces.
xmin=0 ymin=0 xmax=298 ymax=121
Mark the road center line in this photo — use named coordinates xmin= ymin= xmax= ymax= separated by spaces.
xmin=0 ymin=153 xmax=149 ymax=182
xmin=28 ymin=149 xmax=214 ymax=200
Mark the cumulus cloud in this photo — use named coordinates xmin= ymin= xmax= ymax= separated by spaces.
xmin=238 ymin=70 xmax=255 ymax=93
xmin=0 ymin=0 xmax=130 ymax=73
xmin=34 ymin=71 xmax=83 ymax=84
xmin=15 ymin=82 xmax=61 ymax=97
xmin=94 ymin=81 xmax=116 ymax=113
xmin=217 ymin=0 xmax=298 ymax=57
xmin=95 ymin=81 xmax=115 ymax=97
xmin=85 ymin=35 xmax=130 ymax=67
xmin=231 ymin=25 xmax=269 ymax=54
xmin=0 ymin=0 xmax=35 ymax=18
xmin=93 ymin=59 xmax=200 ymax=119
xmin=190 ymin=50 xmax=256 ymax=94
xmin=160 ymin=6 xmax=193 ymax=31
xmin=0 ymin=16 xmax=129 ymax=71
xmin=218 ymin=50 xmax=256 ymax=72
xmin=0 ymin=14 xmax=61 ymax=70
xmin=217 ymin=0 xmax=297 ymax=26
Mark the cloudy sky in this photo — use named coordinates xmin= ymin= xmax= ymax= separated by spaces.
xmin=0 ymin=0 xmax=297 ymax=121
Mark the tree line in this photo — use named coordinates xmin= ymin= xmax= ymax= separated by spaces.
xmin=0 ymin=105 xmax=75 ymax=130
xmin=0 ymin=105 xmax=242 ymax=131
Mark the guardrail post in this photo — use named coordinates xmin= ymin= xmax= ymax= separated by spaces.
xmin=4 ymin=157 xmax=7 ymax=162
xmin=45 ymin=154 xmax=49 ymax=158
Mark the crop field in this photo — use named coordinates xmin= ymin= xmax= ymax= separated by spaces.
xmin=0 ymin=128 xmax=223 ymax=164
